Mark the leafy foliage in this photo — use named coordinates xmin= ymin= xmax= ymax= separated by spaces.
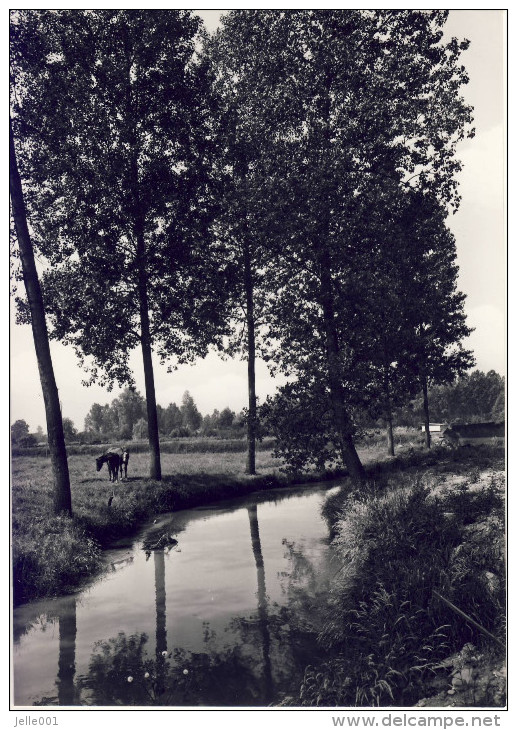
xmin=394 ymin=369 xmax=505 ymax=428
xmin=11 ymin=10 xmax=478 ymax=477
xmin=81 ymin=387 xmax=246 ymax=441
xmin=62 ymin=418 xmax=78 ymax=442
xmin=12 ymin=9 xmax=230 ymax=385
xmin=207 ymin=10 xmax=475 ymax=476
xmin=428 ymin=371 xmax=505 ymax=424
xmin=180 ymin=390 xmax=203 ymax=432
xmin=260 ymin=379 xmax=351 ymax=473
xmin=10 ymin=9 xmax=234 ymax=479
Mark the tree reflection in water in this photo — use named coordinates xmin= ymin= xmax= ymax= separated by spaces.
xmin=80 ymin=630 xmax=262 ymax=705
xmin=229 ymin=531 xmax=331 ymax=704
xmin=56 ymin=594 xmax=78 ymax=705
xmin=247 ymin=505 xmax=274 ymax=703
xmin=33 ymin=595 xmax=79 ymax=706
xmin=32 ymin=495 xmax=334 ymax=707
xmin=79 ymin=509 xmax=332 ymax=706
xmin=154 ymin=549 xmax=167 ymax=694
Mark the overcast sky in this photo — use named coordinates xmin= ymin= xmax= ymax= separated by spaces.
xmin=9 ymin=9 xmax=507 ymax=432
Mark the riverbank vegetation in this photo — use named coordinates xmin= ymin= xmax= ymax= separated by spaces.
xmin=289 ymin=444 xmax=506 ymax=708
xmin=12 ymin=439 xmax=505 ymax=708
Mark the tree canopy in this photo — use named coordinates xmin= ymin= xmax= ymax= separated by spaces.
xmin=214 ymin=10 xmax=474 ymax=476
xmin=11 ymin=10 xmax=479 ymax=482
xmin=11 ymin=9 xmax=232 ymax=479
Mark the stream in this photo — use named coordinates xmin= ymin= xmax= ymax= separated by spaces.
xmin=12 ymin=481 xmax=343 ymax=707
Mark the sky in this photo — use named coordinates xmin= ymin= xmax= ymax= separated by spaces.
xmin=9 ymin=9 xmax=507 ymax=433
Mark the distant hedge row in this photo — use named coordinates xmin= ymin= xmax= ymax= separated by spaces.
xmin=11 ymin=436 xmax=277 ymax=458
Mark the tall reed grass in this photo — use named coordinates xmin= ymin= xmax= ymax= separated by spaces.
xmin=298 ymin=452 xmax=505 ymax=707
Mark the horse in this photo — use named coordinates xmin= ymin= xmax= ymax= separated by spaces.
xmin=95 ymin=451 xmax=123 ymax=482
xmin=121 ymin=449 xmax=130 ymax=479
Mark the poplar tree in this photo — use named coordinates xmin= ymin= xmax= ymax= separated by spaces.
xmin=218 ymin=10 xmax=473 ymax=481
xmin=11 ymin=10 xmax=229 ymax=480
xmin=394 ymin=193 xmax=474 ymax=447
xmin=206 ymin=23 xmax=280 ymax=474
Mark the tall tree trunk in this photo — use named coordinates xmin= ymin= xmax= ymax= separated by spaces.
xmin=319 ymin=259 xmax=366 ymax=484
xmin=421 ymin=372 xmax=432 ymax=449
xmin=316 ymin=78 xmax=366 ymax=485
xmin=137 ymin=254 xmax=162 ymax=480
xmin=244 ymin=239 xmax=257 ymax=475
xmin=9 ymin=119 xmax=72 ymax=515
xmin=236 ymin=149 xmax=257 ymax=476
xmin=386 ymin=412 xmax=395 ymax=457
xmin=384 ymin=373 xmax=395 ymax=457
xmin=134 ymin=184 xmax=161 ymax=479
xmin=386 ymin=413 xmax=395 ymax=456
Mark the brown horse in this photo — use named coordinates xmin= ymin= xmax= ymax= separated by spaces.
xmin=95 ymin=452 xmax=122 ymax=482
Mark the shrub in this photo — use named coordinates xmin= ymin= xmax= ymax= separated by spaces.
xmin=440 ymin=475 xmax=504 ymax=525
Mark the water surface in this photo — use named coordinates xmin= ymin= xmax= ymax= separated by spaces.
xmin=13 ymin=481 xmax=341 ymax=707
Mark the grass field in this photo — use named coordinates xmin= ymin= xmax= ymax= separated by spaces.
xmin=11 ymin=447 xmax=285 ymax=488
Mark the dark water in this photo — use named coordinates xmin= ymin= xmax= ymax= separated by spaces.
xmin=12 ymin=482 xmax=341 ymax=707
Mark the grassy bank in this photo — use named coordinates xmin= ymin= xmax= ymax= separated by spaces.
xmin=7 ymin=436 xmax=457 ymax=607
xmin=288 ymin=445 xmax=506 ymax=708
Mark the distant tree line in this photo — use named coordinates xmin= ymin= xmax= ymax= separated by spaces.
xmin=82 ymin=388 xmax=247 ymax=442
xmin=395 ymin=369 xmax=505 ymax=428
xmin=11 ymin=388 xmax=247 ymax=446
xmin=12 ymin=370 xmax=503 ymax=449
xmin=10 ymin=421 xmax=45 ymax=448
